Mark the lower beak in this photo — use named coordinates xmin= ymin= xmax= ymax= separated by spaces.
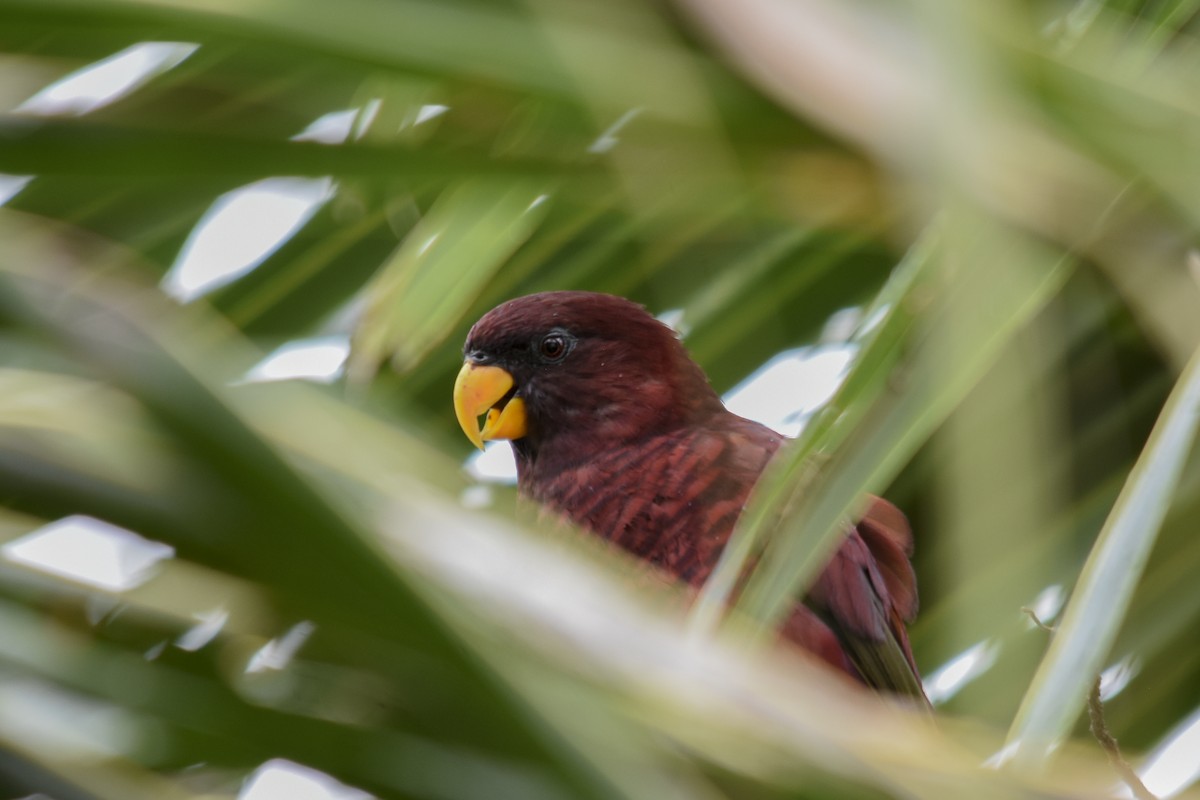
xmin=453 ymin=362 xmax=528 ymax=450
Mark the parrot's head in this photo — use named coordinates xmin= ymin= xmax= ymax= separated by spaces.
xmin=453 ymin=291 xmax=721 ymax=458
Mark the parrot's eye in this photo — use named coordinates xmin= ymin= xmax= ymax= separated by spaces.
xmin=538 ymin=333 xmax=570 ymax=362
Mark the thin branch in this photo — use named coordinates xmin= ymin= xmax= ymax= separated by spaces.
xmin=1087 ymin=677 xmax=1157 ymax=800
xmin=1020 ymin=607 xmax=1057 ymax=633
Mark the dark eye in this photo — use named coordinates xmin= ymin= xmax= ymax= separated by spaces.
xmin=538 ymin=333 xmax=568 ymax=362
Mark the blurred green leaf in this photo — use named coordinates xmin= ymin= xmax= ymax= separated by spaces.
xmin=350 ymin=179 xmax=551 ymax=379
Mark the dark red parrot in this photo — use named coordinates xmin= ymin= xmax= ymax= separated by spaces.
xmin=453 ymin=291 xmax=925 ymax=700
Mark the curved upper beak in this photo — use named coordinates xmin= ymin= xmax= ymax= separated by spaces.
xmin=453 ymin=362 xmax=528 ymax=450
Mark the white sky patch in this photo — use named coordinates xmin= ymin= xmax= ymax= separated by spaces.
xmin=240 ymin=759 xmax=373 ymax=800
xmin=2 ymin=515 xmax=173 ymax=592
xmin=467 ymin=441 xmax=518 ymax=485
xmin=0 ymin=174 xmax=33 ymax=206
xmin=246 ymin=621 xmax=316 ymax=674
xmin=162 ymin=177 xmax=333 ymax=302
xmin=1099 ymin=653 xmax=1139 ymax=701
xmin=16 ymin=41 xmax=198 ymax=117
xmin=241 ymin=336 xmax=350 ymax=384
xmin=723 ymin=345 xmax=855 ymax=437
xmin=820 ymin=306 xmax=863 ymax=343
xmin=293 ymin=108 xmax=359 ymax=145
xmin=291 ymin=99 xmax=382 ymax=145
xmin=413 ymin=103 xmax=448 ymax=127
xmin=924 ymin=639 xmax=999 ymax=705
xmin=175 ymin=607 xmax=230 ymax=652
xmin=1131 ymin=704 xmax=1200 ymax=799
xmin=656 ymin=308 xmax=687 ymax=336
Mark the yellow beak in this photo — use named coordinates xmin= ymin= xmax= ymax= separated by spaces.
xmin=453 ymin=362 xmax=528 ymax=450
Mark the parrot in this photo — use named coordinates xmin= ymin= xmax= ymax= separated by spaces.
xmin=453 ymin=291 xmax=924 ymax=699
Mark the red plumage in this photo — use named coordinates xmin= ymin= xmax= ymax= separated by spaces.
xmin=461 ymin=291 xmax=924 ymax=698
